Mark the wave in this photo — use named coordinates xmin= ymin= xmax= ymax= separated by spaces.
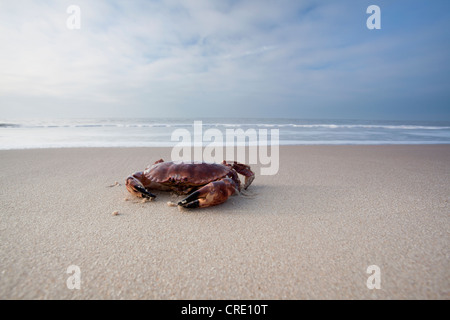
xmin=0 ymin=123 xmax=20 ymax=128
xmin=174 ymin=122 xmax=450 ymax=130
xmin=202 ymin=123 xmax=450 ymax=130
xmin=2 ymin=119 xmax=450 ymax=130
xmin=2 ymin=139 xmax=450 ymax=150
xmin=290 ymin=124 xmax=450 ymax=130
xmin=0 ymin=123 xmax=193 ymax=129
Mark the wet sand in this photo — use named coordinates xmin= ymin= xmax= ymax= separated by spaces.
xmin=0 ymin=145 xmax=449 ymax=299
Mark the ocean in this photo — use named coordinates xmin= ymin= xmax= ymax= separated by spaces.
xmin=1 ymin=118 xmax=450 ymax=150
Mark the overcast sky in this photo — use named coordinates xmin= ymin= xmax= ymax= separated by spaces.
xmin=0 ymin=0 xmax=449 ymax=120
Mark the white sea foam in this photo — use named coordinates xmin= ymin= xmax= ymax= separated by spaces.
xmin=0 ymin=118 xmax=449 ymax=150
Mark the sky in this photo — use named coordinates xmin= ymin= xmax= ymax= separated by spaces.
xmin=0 ymin=0 xmax=449 ymax=121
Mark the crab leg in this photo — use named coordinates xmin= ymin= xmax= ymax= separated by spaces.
xmin=223 ymin=161 xmax=255 ymax=190
xmin=178 ymin=178 xmax=238 ymax=208
xmin=126 ymin=172 xmax=156 ymax=199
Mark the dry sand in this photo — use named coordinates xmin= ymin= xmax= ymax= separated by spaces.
xmin=0 ymin=145 xmax=449 ymax=299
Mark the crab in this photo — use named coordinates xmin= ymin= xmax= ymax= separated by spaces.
xmin=125 ymin=159 xmax=255 ymax=208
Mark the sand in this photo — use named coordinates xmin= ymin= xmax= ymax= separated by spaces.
xmin=0 ymin=145 xmax=449 ymax=299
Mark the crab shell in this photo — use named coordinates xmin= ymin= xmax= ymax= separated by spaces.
xmin=142 ymin=160 xmax=242 ymax=193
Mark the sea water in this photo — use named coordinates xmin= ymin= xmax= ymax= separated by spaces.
xmin=0 ymin=118 xmax=449 ymax=150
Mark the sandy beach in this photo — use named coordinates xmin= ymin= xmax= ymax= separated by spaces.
xmin=0 ymin=145 xmax=449 ymax=299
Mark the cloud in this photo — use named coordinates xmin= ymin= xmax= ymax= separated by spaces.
xmin=0 ymin=0 xmax=449 ymax=120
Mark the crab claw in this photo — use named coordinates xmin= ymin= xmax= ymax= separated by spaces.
xmin=126 ymin=176 xmax=156 ymax=199
xmin=178 ymin=178 xmax=238 ymax=208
